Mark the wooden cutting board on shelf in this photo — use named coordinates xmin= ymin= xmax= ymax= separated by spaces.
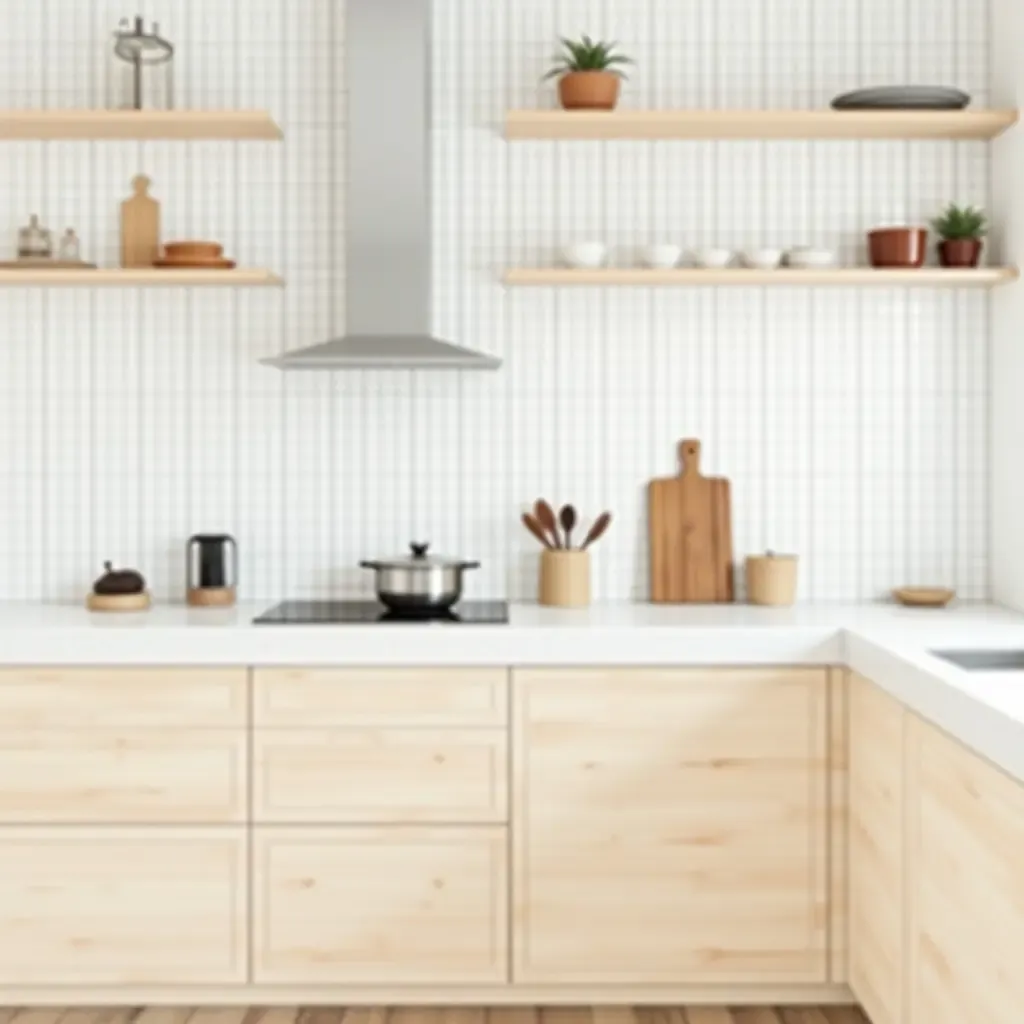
xmin=649 ymin=438 xmax=735 ymax=603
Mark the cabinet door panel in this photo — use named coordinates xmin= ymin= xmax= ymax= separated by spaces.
xmin=908 ymin=716 xmax=1024 ymax=1024
xmin=513 ymin=667 xmax=828 ymax=984
xmin=0 ymin=827 xmax=246 ymax=984
xmin=0 ymin=729 xmax=246 ymax=823
xmin=254 ymin=668 xmax=507 ymax=727
xmin=254 ymin=728 xmax=507 ymax=823
xmin=0 ymin=668 xmax=246 ymax=728
xmin=849 ymin=674 xmax=905 ymax=1024
xmin=254 ymin=825 xmax=508 ymax=984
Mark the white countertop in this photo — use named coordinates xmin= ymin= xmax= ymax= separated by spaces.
xmin=2 ymin=599 xmax=1024 ymax=784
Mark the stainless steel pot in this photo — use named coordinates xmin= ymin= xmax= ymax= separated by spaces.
xmin=360 ymin=542 xmax=480 ymax=612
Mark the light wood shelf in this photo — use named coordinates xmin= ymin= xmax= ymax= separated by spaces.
xmin=503 ymin=267 xmax=1020 ymax=288
xmin=0 ymin=110 xmax=283 ymax=141
xmin=0 ymin=268 xmax=284 ymax=287
xmin=504 ymin=108 xmax=1019 ymax=141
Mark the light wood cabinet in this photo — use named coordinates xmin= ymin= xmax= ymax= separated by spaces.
xmin=905 ymin=715 xmax=1024 ymax=1024
xmin=0 ymin=827 xmax=246 ymax=984
xmin=0 ymin=729 xmax=246 ymax=823
xmin=849 ymin=674 xmax=906 ymax=1024
xmin=254 ymin=667 xmax=507 ymax=727
xmin=254 ymin=728 xmax=507 ymax=823
xmin=512 ymin=667 xmax=829 ymax=984
xmin=253 ymin=825 xmax=508 ymax=984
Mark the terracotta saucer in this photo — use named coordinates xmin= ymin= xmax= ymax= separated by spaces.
xmin=154 ymin=256 xmax=237 ymax=270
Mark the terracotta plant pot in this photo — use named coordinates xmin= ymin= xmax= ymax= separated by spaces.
xmin=938 ymin=238 xmax=983 ymax=268
xmin=868 ymin=227 xmax=928 ymax=268
xmin=558 ymin=71 xmax=621 ymax=110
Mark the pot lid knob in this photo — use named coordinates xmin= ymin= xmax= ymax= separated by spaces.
xmin=410 ymin=542 xmax=430 ymax=559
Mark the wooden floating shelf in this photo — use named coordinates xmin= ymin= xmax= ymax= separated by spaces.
xmin=504 ymin=108 xmax=1019 ymax=141
xmin=0 ymin=110 xmax=283 ymax=141
xmin=0 ymin=268 xmax=284 ymax=287
xmin=503 ymin=267 xmax=1020 ymax=289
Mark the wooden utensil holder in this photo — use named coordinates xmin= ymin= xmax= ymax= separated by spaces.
xmin=539 ymin=550 xmax=591 ymax=608
xmin=745 ymin=553 xmax=798 ymax=607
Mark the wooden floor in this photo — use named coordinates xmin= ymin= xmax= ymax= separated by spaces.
xmin=0 ymin=1010 xmax=872 ymax=1024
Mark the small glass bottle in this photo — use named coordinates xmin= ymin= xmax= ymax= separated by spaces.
xmin=17 ymin=215 xmax=53 ymax=260
xmin=59 ymin=229 xmax=81 ymax=262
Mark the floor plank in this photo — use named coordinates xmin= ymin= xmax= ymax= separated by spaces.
xmin=780 ymin=1011 xmax=832 ymax=1024
xmin=729 ymin=1011 xmax=784 ymax=1024
xmin=10 ymin=1012 xmax=68 ymax=1024
xmin=817 ymin=1012 xmax=866 ymax=1024
xmin=488 ymin=1011 xmax=539 ymax=1024
xmin=129 ymin=1012 xmax=192 ymax=1024
xmin=682 ymin=1011 xmax=734 ymax=1024
xmin=341 ymin=1011 xmax=387 ymax=1024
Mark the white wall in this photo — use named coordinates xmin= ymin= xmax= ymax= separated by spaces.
xmin=991 ymin=0 xmax=1024 ymax=612
xmin=0 ymin=0 xmax=994 ymax=604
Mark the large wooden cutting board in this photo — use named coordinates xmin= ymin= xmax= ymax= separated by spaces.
xmin=649 ymin=438 xmax=735 ymax=603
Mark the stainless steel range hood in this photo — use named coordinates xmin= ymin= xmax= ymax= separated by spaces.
xmin=262 ymin=0 xmax=500 ymax=371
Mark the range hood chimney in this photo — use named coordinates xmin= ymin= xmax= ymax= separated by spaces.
xmin=262 ymin=0 xmax=500 ymax=371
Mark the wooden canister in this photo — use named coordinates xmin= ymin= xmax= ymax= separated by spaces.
xmin=745 ymin=552 xmax=798 ymax=606
xmin=539 ymin=550 xmax=591 ymax=608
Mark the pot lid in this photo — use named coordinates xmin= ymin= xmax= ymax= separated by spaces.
xmin=361 ymin=542 xmax=480 ymax=571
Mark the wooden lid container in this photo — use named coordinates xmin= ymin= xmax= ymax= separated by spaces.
xmin=539 ymin=550 xmax=591 ymax=608
xmin=745 ymin=552 xmax=798 ymax=606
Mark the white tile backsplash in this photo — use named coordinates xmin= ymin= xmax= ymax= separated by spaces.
xmin=0 ymin=0 xmax=993 ymax=604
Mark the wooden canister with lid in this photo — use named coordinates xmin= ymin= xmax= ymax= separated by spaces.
xmin=745 ymin=551 xmax=798 ymax=606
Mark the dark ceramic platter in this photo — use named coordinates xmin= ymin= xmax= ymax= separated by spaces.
xmin=831 ymin=86 xmax=971 ymax=110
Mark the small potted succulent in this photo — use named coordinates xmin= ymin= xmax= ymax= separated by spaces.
xmin=932 ymin=203 xmax=988 ymax=268
xmin=544 ymin=35 xmax=633 ymax=110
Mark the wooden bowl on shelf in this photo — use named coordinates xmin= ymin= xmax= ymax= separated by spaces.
xmin=163 ymin=240 xmax=224 ymax=259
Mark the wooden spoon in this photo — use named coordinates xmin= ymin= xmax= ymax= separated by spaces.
xmin=522 ymin=512 xmax=554 ymax=550
xmin=559 ymin=504 xmax=578 ymax=549
xmin=580 ymin=511 xmax=613 ymax=550
xmin=534 ymin=499 xmax=562 ymax=549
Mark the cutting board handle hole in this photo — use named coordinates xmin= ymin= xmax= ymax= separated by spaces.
xmin=679 ymin=438 xmax=702 ymax=475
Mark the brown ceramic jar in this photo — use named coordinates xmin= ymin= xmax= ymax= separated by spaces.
xmin=868 ymin=227 xmax=928 ymax=268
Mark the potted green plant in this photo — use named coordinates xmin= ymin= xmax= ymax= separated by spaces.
xmin=931 ymin=203 xmax=988 ymax=268
xmin=543 ymin=35 xmax=633 ymax=110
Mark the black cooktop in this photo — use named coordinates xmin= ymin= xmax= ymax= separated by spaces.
xmin=253 ymin=600 xmax=509 ymax=625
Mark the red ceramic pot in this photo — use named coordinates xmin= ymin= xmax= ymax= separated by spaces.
xmin=868 ymin=227 xmax=928 ymax=268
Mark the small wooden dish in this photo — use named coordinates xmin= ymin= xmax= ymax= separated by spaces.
xmin=154 ymin=256 xmax=236 ymax=269
xmin=892 ymin=587 xmax=955 ymax=609
xmin=86 ymin=591 xmax=151 ymax=613
xmin=0 ymin=259 xmax=98 ymax=269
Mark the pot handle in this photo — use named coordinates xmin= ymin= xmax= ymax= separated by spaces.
xmin=359 ymin=561 xmax=379 ymax=570
xmin=462 ymin=561 xmax=481 ymax=570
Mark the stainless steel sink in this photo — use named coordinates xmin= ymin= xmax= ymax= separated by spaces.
xmin=931 ymin=649 xmax=1024 ymax=671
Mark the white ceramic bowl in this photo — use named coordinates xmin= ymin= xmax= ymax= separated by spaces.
xmin=786 ymin=246 xmax=838 ymax=269
xmin=562 ymin=242 xmax=608 ymax=269
xmin=690 ymin=248 xmax=735 ymax=269
xmin=742 ymin=248 xmax=784 ymax=270
xmin=639 ymin=244 xmax=683 ymax=270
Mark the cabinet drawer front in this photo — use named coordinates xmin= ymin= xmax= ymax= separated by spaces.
xmin=254 ymin=729 xmax=507 ymax=823
xmin=254 ymin=825 xmax=508 ymax=984
xmin=254 ymin=668 xmax=507 ymax=727
xmin=0 ymin=827 xmax=246 ymax=984
xmin=0 ymin=668 xmax=247 ymax=728
xmin=0 ymin=730 xmax=246 ymax=823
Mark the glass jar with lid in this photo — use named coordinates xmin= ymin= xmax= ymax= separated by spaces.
xmin=106 ymin=16 xmax=175 ymax=110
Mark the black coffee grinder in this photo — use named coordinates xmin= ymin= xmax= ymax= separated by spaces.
xmin=187 ymin=534 xmax=237 ymax=607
